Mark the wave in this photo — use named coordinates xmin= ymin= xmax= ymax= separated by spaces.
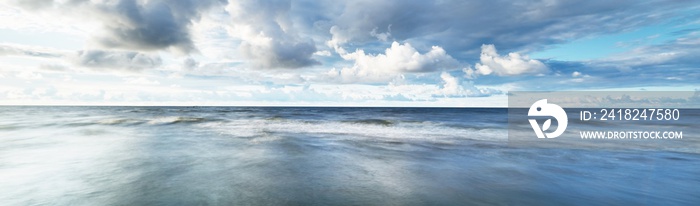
xmin=147 ymin=117 xmax=213 ymax=125
xmin=343 ymin=119 xmax=394 ymax=126
xmin=94 ymin=116 xmax=218 ymax=126
xmin=199 ymin=118 xmax=507 ymax=143
xmin=97 ymin=118 xmax=146 ymax=126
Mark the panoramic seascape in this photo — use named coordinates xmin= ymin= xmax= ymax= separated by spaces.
xmin=1 ymin=106 xmax=698 ymax=205
xmin=2 ymin=0 xmax=700 ymax=205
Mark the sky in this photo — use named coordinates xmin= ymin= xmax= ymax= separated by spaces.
xmin=0 ymin=0 xmax=698 ymax=106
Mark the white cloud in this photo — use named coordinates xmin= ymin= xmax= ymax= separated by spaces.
xmin=439 ymin=72 xmax=462 ymax=97
xmin=313 ymin=50 xmax=332 ymax=56
xmin=330 ymin=41 xmax=458 ymax=83
xmin=564 ymin=71 xmax=592 ymax=83
xmin=436 ymin=72 xmax=502 ymax=97
xmin=465 ymin=44 xmax=547 ymax=78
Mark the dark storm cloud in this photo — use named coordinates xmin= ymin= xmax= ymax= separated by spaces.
xmin=74 ymin=50 xmax=162 ymax=72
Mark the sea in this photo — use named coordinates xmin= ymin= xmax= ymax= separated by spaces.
xmin=0 ymin=106 xmax=698 ymax=205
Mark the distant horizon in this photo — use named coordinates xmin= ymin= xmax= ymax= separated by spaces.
xmin=0 ymin=103 xmax=508 ymax=108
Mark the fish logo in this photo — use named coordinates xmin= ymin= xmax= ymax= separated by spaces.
xmin=528 ymin=99 xmax=567 ymax=138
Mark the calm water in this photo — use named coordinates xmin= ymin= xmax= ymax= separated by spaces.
xmin=0 ymin=107 xmax=698 ymax=205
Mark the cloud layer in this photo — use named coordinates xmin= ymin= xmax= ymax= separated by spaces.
xmin=11 ymin=0 xmax=225 ymax=53
xmin=73 ymin=50 xmax=163 ymax=72
xmin=1 ymin=0 xmax=698 ymax=105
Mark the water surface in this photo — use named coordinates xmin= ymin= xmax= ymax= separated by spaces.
xmin=0 ymin=107 xmax=698 ymax=205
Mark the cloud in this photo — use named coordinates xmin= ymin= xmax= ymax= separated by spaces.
xmin=9 ymin=0 xmax=694 ymax=66
xmin=0 ymin=44 xmax=65 ymax=58
xmin=9 ymin=0 xmax=55 ymax=10
xmin=73 ymin=50 xmax=162 ymax=72
xmin=16 ymin=71 xmax=44 ymax=80
xmin=464 ymin=44 xmax=547 ymax=78
xmin=10 ymin=0 xmax=224 ymax=54
xmin=329 ymin=41 xmax=458 ymax=83
xmin=124 ymin=77 xmax=160 ymax=85
xmin=2 ymin=0 xmax=698 ymax=106
xmin=0 ymin=44 xmax=163 ymax=73
xmin=489 ymin=34 xmax=700 ymax=91
xmin=96 ymin=0 xmax=226 ymax=54
xmin=370 ymin=25 xmax=392 ymax=41
xmin=596 ymin=35 xmax=700 ymax=71
xmin=436 ymin=72 xmax=502 ymax=98
xmin=226 ymin=0 xmax=319 ymax=68
xmin=438 ymin=72 xmax=463 ymax=97
xmin=325 ymin=0 xmax=696 ymax=63
xmin=535 ymin=34 xmax=700 ymax=90
xmin=182 ymin=57 xmax=199 ymax=70
xmin=39 ymin=64 xmax=69 ymax=72
xmin=313 ymin=50 xmax=332 ymax=57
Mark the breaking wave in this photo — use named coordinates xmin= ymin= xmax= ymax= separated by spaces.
xmin=199 ymin=118 xmax=507 ymax=142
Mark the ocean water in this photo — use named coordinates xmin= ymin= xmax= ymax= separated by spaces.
xmin=0 ymin=106 xmax=698 ymax=205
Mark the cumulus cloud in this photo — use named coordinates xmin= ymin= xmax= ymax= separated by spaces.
xmin=226 ymin=0 xmax=319 ymax=69
xmin=73 ymin=50 xmax=162 ymax=72
xmin=464 ymin=44 xmax=547 ymax=78
xmin=437 ymin=72 xmax=502 ymax=98
xmin=329 ymin=41 xmax=458 ymax=83
xmin=438 ymin=72 xmax=462 ymax=97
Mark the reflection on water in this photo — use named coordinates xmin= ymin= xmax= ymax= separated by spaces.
xmin=0 ymin=106 xmax=698 ymax=205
